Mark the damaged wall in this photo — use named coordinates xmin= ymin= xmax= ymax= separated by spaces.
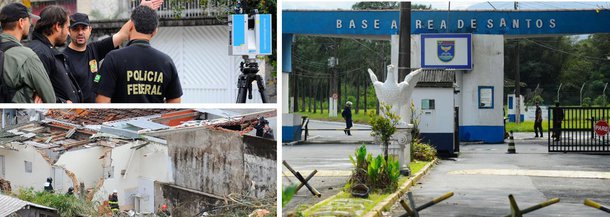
xmin=95 ymin=142 xmax=172 ymax=212
xmin=165 ymin=127 xmax=246 ymax=197
xmin=243 ymin=135 xmax=276 ymax=198
xmin=162 ymin=127 xmax=276 ymax=199
xmin=55 ymin=146 xmax=105 ymax=192
xmin=0 ymin=143 xmax=53 ymax=191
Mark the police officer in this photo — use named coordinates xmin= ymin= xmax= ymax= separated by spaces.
xmin=63 ymin=0 xmax=163 ymax=103
xmin=0 ymin=3 xmax=55 ymax=103
xmin=95 ymin=5 xmax=182 ymax=103
xmin=28 ymin=5 xmax=82 ymax=103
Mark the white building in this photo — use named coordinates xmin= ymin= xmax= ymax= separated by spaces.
xmin=0 ymin=109 xmax=276 ymax=214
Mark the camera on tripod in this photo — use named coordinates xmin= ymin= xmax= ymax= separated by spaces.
xmin=229 ymin=0 xmax=272 ymax=103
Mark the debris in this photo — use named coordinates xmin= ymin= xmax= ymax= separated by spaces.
xmin=0 ymin=178 xmax=11 ymax=192
xmin=248 ymin=209 xmax=270 ymax=217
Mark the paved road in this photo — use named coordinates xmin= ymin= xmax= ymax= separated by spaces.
xmin=298 ymin=120 xmax=374 ymax=144
xmin=282 ymin=120 xmax=377 ymax=214
xmin=389 ymin=140 xmax=610 ymax=217
xmin=283 ymin=121 xmax=610 ymax=216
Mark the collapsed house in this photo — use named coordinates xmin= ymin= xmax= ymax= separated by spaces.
xmin=0 ymin=109 xmax=276 ymax=214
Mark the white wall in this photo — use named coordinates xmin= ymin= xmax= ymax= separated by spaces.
xmin=507 ymin=94 xmax=525 ymax=116
xmin=457 ymin=35 xmax=504 ymax=126
xmin=412 ymin=88 xmax=454 ymax=133
xmin=0 ymin=144 xmax=52 ymax=191
xmin=55 ymin=146 xmax=105 ymax=191
xmin=96 ymin=142 xmax=172 ymax=210
xmin=152 ymin=26 xmax=265 ymax=103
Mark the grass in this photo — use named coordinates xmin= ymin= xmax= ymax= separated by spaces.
xmin=301 ymin=160 xmax=432 ymax=216
xmin=505 ymin=121 xmax=549 ymax=133
xmin=297 ymin=110 xmax=376 ymax=125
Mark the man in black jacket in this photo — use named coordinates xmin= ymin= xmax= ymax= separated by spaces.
xmin=342 ymin=101 xmax=353 ymax=136
xmin=28 ymin=5 xmax=82 ymax=103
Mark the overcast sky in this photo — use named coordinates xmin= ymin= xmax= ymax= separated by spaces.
xmin=283 ymin=1 xmax=610 ymax=10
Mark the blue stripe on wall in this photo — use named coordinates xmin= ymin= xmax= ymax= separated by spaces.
xmin=420 ymin=133 xmax=454 ymax=154
xmin=459 ymin=126 xmax=504 ymax=143
xmin=282 ymin=34 xmax=293 ymax=73
xmin=282 ymin=125 xmax=302 ymax=142
xmin=507 ymin=114 xmax=525 ymax=122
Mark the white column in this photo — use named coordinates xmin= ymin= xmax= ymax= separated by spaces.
xmin=282 ymin=73 xmax=290 ymax=113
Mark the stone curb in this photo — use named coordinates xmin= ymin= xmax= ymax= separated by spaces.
xmin=363 ymin=158 xmax=439 ymax=217
xmin=300 ymin=159 xmax=438 ymax=216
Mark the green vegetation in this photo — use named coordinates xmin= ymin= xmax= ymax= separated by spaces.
xmin=283 ymin=185 xmax=297 ymax=208
xmin=297 ymin=110 xmax=374 ymax=124
xmin=413 ymin=138 xmax=437 ymax=161
xmin=369 ymin=104 xmax=400 ymax=161
xmin=15 ymin=188 xmax=98 ymax=217
xmin=303 ymin=160 xmax=431 ymax=216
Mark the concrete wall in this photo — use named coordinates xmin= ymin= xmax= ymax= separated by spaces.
xmin=165 ymin=128 xmax=246 ymax=196
xmin=0 ymin=144 xmax=52 ymax=191
xmin=96 ymin=142 xmax=171 ymax=211
xmin=79 ymin=0 xmax=129 ymax=20
xmin=244 ymin=154 xmax=276 ymax=198
xmin=163 ymin=127 xmax=276 ymax=198
xmin=55 ymin=146 xmax=105 ymax=191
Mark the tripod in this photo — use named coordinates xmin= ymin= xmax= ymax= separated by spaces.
xmin=236 ymin=58 xmax=268 ymax=103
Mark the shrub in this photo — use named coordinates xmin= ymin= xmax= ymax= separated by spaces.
xmin=369 ymin=103 xmax=400 ymax=161
xmin=15 ymin=188 xmax=98 ymax=217
xmin=413 ymin=138 xmax=437 ymax=161
xmin=348 ymin=145 xmax=403 ymax=194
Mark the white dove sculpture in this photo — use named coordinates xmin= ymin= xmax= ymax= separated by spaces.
xmin=368 ymin=65 xmax=424 ymax=126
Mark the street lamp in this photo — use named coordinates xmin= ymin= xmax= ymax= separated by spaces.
xmin=556 ymin=83 xmax=563 ymax=102
xmin=580 ymin=82 xmax=586 ymax=106
xmin=602 ymin=82 xmax=608 ymax=107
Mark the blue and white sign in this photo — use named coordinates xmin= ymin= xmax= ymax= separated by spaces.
xmin=422 ymin=34 xmax=472 ymax=69
xmin=283 ymin=10 xmax=610 ymax=36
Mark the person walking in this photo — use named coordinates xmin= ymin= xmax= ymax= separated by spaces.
xmin=552 ymin=102 xmax=564 ymax=141
xmin=342 ymin=101 xmax=353 ymax=136
xmin=534 ymin=102 xmax=543 ymax=138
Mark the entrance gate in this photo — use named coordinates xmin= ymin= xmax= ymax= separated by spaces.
xmin=548 ymin=107 xmax=610 ymax=152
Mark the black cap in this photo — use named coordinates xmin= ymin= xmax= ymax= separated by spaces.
xmin=69 ymin=13 xmax=89 ymax=28
xmin=0 ymin=3 xmax=39 ymax=23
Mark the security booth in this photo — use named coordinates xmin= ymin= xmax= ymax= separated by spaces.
xmin=412 ymin=70 xmax=458 ymax=156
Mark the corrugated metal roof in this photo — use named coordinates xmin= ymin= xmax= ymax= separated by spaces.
xmin=0 ymin=194 xmax=56 ymax=216
xmin=416 ymin=69 xmax=455 ymax=88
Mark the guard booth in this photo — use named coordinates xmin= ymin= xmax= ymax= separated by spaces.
xmin=548 ymin=107 xmax=610 ymax=152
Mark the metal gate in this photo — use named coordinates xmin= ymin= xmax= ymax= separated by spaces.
xmin=548 ymin=107 xmax=610 ymax=152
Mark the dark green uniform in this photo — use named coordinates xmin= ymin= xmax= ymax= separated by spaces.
xmin=1 ymin=33 xmax=55 ymax=103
